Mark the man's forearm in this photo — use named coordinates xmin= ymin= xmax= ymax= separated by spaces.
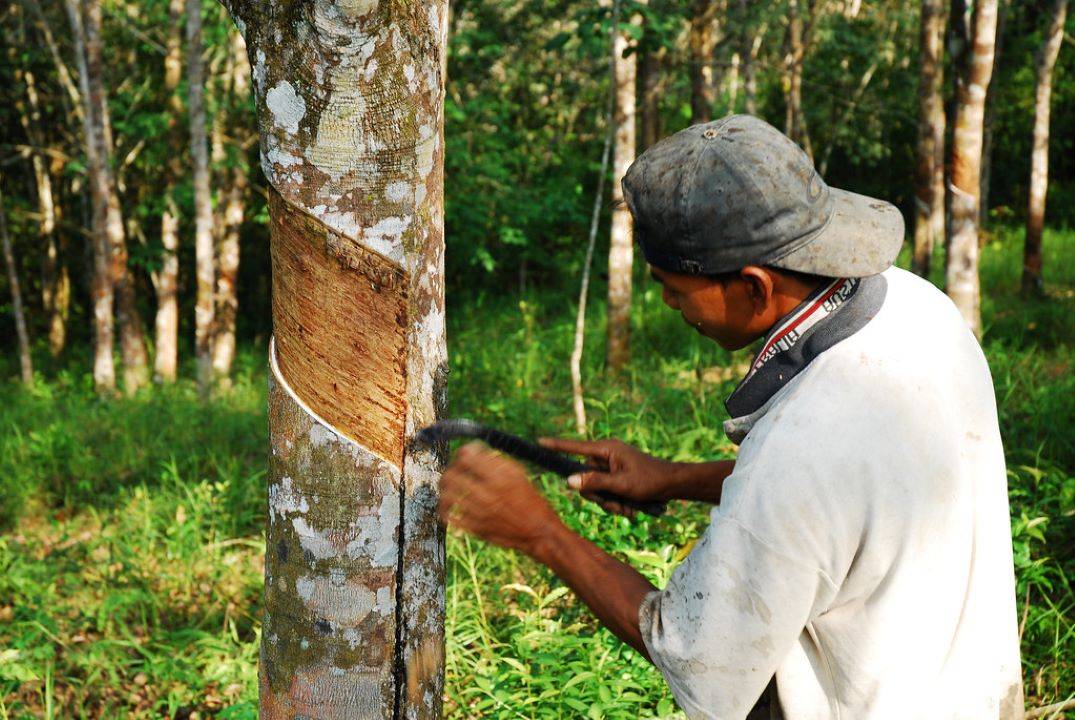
xmin=661 ymin=459 xmax=734 ymax=504
xmin=528 ymin=520 xmax=657 ymax=661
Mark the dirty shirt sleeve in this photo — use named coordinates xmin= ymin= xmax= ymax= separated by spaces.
xmin=639 ymin=513 xmax=837 ymax=720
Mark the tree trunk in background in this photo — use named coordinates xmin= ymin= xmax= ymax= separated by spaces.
xmin=19 ymin=70 xmax=69 ymax=356
xmin=188 ymin=0 xmax=215 ymax=394
xmin=639 ymin=43 xmax=662 ymax=151
xmin=913 ymin=0 xmax=947 ymax=278
xmin=785 ymin=0 xmax=812 ymax=158
xmin=574 ymin=0 xmax=619 ymax=433
xmin=83 ymin=0 xmax=150 ymax=394
xmin=945 ymin=0 xmax=998 ymax=338
xmin=607 ymin=5 xmax=640 ymax=373
xmin=155 ymin=0 xmax=184 ymax=383
xmin=65 ymin=0 xmax=115 ymax=392
xmin=689 ymin=0 xmax=718 ymax=123
xmin=742 ymin=7 xmax=764 ymax=116
xmin=1023 ymin=0 xmax=1067 ymax=296
xmin=211 ymin=28 xmax=250 ymax=385
xmin=217 ymin=0 xmax=449 ymax=714
xmin=978 ymin=0 xmax=1006 ymax=227
xmin=0 ymin=184 xmax=33 ymax=385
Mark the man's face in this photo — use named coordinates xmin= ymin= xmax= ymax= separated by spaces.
xmin=649 ymin=265 xmax=781 ymax=351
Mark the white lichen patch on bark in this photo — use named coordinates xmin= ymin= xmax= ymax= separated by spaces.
xmin=266 ymin=81 xmax=306 ymax=133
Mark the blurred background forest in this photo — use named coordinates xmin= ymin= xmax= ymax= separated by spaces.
xmin=1 ymin=0 xmax=1074 ymax=717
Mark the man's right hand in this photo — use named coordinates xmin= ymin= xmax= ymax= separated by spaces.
xmin=537 ymin=437 xmax=678 ymax=517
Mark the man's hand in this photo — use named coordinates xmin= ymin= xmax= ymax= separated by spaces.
xmin=537 ymin=438 xmax=676 ymax=516
xmin=437 ymin=442 xmax=658 ymax=661
xmin=539 ymin=437 xmax=735 ymax=510
xmin=437 ymin=442 xmax=564 ymax=555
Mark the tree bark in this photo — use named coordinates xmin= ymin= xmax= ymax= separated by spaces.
xmin=1022 ymin=0 xmax=1067 ymax=295
xmin=912 ymin=0 xmax=948 ymax=278
xmin=639 ymin=43 xmax=662 ymax=151
xmin=64 ymin=0 xmax=115 ymax=392
xmin=154 ymin=0 xmax=184 ymax=383
xmin=83 ymin=0 xmax=150 ymax=394
xmin=978 ymin=0 xmax=1006 ymax=227
xmin=19 ymin=69 xmax=69 ymax=356
xmin=211 ymin=28 xmax=251 ymax=385
xmin=607 ymin=3 xmax=640 ymax=373
xmin=945 ymin=0 xmax=998 ymax=337
xmin=689 ymin=0 xmax=719 ymax=123
xmin=188 ymin=0 xmax=215 ymax=394
xmin=785 ymin=0 xmax=813 ymax=158
xmin=742 ymin=8 xmax=764 ymax=116
xmin=0 ymin=183 xmax=33 ymax=385
xmin=217 ymin=0 xmax=449 ymax=715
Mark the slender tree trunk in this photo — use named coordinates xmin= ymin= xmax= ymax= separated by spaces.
xmin=211 ymin=28 xmax=250 ymax=384
xmin=188 ymin=0 xmax=215 ymax=393
xmin=0 ymin=184 xmax=33 ymax=385
xmin=1023 ymin=0 xmax=1067 ymax=296
xmin=690 ymin=0 xmax=718 ymax=123
xmin=153 ymin=0 xmax=184 ymax=383
xmin=979 ymin=0 xmax=1006 ymax=227
xmin=19 ymin=70 xmax=69 ymax=356
xmin=573 ymin=0 xmax=619 ymax=434
xmin=607 ymin=4 xmax=640 ymax=373
xmin=83 ymin=0 xmax=150 ymax=393
xmin=913 ymin=0 xmax=948 ymax=278
xmin=639 ymin=44 xmax=662 ymax=151
xmin=743 ymin=13 xmax=764 ymax=116
xmin=785 ymin=0 xmax=813 ymax=158
xmin=217 ymin=0 xmax=449 ymax=714
xmin=65 ymin=0 xmax=115 ymax=392
xmin=945 ymin=0 xmax=998 ymax=337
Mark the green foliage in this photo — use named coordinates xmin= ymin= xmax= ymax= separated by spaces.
xmin=0 ymin=228 xmax=1073 ymax=717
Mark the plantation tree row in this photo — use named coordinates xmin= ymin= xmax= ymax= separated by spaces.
xmin=1 ymin=0 xmax=1073 ymax=386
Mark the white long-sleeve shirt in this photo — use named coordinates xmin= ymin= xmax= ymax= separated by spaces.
xmin=639 ymin=268 xmax=1024 ymax=720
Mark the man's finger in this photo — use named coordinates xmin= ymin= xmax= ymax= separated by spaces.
xmin=539 ymin=437 xmax=612 ymax=462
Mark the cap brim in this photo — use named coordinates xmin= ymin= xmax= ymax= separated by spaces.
xmin=769 ymin=188 xmax=905 ymax=278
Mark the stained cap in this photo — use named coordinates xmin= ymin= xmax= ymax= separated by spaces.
xmin=621 ymin=114 xmax=905 ymax=278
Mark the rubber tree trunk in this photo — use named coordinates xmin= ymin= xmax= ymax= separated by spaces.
xmin=211 ymin=28 xmax=250 ymax=385
xmin=784 ymin=0 xmax=812 ymax=158
xmin=0 ymin=184 xmax=33 ymax=385
xmin=912 ymin=0 xmax=947 ymax=278
xmin=689 ymin=0 xmax=718 ymax=123
xmin=64 ymin=0 xmax=115 ymax=393
xmin=188 ymin=0 xmax=216 ymax=394
xmin=19 ymin=70 xmax=69 ymax=356
xmin=81 ymin=0 xmax=150 ymax=394
xmin=978 ymin=0 xmax=1006 ymax=227
xmin=155 ymin=0 xmax=184 ymax=383
xmin=216 ymin=0 xmax=449 ymax=715
xmin=607 ymin=4 xmax=640 ymax=373
xmin=945 ymin=0 xmax=998 ymax=338
xmin=639 ymin=43 xmax=662 ymax=152
xmin=82 ymin=0 xmax=150 ymax=394
xmin=1023 ymin=0 xmax=1067 ymax=295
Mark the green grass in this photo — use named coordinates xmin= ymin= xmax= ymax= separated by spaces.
xmin=1 ymin=224 xmax=1073 ymax=718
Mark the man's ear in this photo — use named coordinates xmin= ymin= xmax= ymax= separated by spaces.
xmin=740 ymin=266 xmax=775 ymax=315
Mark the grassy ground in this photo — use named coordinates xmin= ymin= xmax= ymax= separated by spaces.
xmin=0 ymin=225 xmax=1072 ymax=718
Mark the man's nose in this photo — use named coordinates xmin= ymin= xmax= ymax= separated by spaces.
xmin=661 ymin=287 xmax=678 ymax=310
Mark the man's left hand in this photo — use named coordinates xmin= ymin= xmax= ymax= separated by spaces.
xmin=438 ymin=442 xmax=564 ymax=556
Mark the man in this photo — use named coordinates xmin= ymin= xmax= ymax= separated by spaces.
xmin=438 ymin=115 xmax=1024 ymax=719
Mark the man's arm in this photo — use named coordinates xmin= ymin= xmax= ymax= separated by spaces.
xmin=539 ymin=437 xmax=734 ymax=511
xmin=438 ymin=443 xmax=657 ymax=658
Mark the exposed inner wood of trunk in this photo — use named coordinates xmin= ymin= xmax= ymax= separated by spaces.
xmin=270 ymin=188 xmax=408 ymax=467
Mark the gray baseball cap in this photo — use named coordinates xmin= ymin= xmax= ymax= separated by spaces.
xmin=621 ymin=114 xmax=904 ymax=278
